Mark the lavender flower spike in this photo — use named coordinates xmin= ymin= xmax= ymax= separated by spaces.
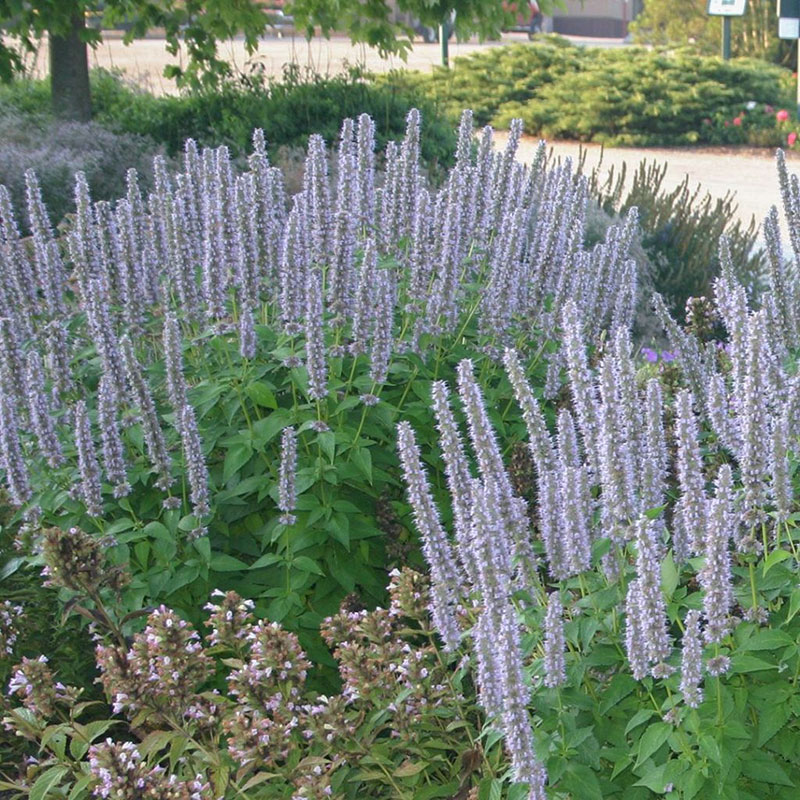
xmin=25 ymin=351 xmax=63 ymax=468
xmin=430 ymin=380 xmax=477 ymax=585
xmin=633 ymin=517 xmax=672 ymax=671
xmin=278 ymin=426 xmax=297 ymax=526
xmin=0 ymin=390 xmax=31 ymax=506
xmin=674 ymin=389 xmax=706 ymax=562
xmin=179 ymin=403 xmax=210 ymax=521
xmin=74 ymin=400 xmax=103 ymax=516
xmin=163 ymin=312 xmax=189 ymax=411
xmin=700 ymin=464 xmax=734 ymax=645
xmin=680 ymin=609 xmax=704 ymax=708
xmin=543 ymin=592 xmax=567 ymax=688
xmin=397 ymin=421 xmax=462 ymax=650
xmin=304 ymin=267 xmax=329 ymax=401
xmin=97 ymin=375 xmax=130 ymax=498
xmin=121 ymin=337 xmax=173 ymax=490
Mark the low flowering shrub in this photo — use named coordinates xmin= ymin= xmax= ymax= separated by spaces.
xmin=2 ymin=527 xmax=488 ymax=799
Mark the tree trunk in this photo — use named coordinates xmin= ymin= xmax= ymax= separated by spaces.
xmin=50 ymin=12 xmax=92 ymax=122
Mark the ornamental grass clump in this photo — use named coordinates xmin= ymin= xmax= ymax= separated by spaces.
xmin=0 ymin=107 xmax=640 ymax=650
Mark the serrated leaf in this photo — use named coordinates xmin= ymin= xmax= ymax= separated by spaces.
xmin=730 ymin=654 xmax=776 ymax=673
xmin=351 ymin=447 xmax=372 ymax=483
xmin=635 ymin=722 xmax=672 ymax=768
xmin=633 ymin=763 xmax=666 ymax=792
xmin=660 ymin=550 xmax=679 ymax=599
xmin=249 ymin=552 xmax=282 ymax=570
xmin=560 ymin=763 xmax=603 ymax=800
xmin=30 ymin=766 xmax=69 ymax=800
xmin=599 ymin=674 xmax=637 ymax=714
xmin=413 ymin=782 xmax=461 ymax=800
xmin=757 ymin=703 xmax=791 ymax=746
xmin=479 ymin=778 xmax=503 ymax=800
xmin=699 ymin=735 xmax=721 ymax=765
xmin=223 ymin=443 xmax=253 ymax=484
xmin=245 ymin=381 xmax=277 ymax=409
xmin=788 ymin=587 xmax=800 ymax=623
xmin=682 ymin=770 xmax=706 ymax=800
xmin=292 ymin=556 xmax=324 ymax=576
xmin=740 ymin=754 xmax=794 ymax=786
xmin=68 ymin=773 xmax=94 ymax=800
xmin=241 ymin=772 xmax=280 ymax=790
xmin=743 ymin=630 xmax=793 ymax=651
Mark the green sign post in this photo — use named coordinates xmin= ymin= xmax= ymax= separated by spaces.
xmin=707 ymin=0 xmax=748 ymax=60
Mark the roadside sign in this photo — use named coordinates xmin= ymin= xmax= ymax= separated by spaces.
xmin=779 ymin=0 xmax=800 ymax=37
xmin=707 ymin=0 xmax=747 ymax=14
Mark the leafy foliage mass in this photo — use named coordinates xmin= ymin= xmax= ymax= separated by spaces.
xmin=630 ymin=0 xmax=795 ymax=67
xmin=386 ymin=39 xmax=795 ymax=146
xmin=0 ymin=111 xmax=799 ymax=800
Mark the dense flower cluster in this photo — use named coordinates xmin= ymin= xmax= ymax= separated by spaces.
xmin=7 ymin=655 xmax=79 ymax=717
xmin=88 ymin=740 xmax=209 ymax=799
xmin=0 ymin=109 xmax=638 ymax=535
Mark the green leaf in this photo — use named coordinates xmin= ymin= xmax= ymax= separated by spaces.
xmin=633 ymin=763 xmax=666 ymax=792
xmin=318 ymin=431 xmax=336 ymax=462
xmin=730 ymin=654 xmax=776 ymax=673
xmin=625 ymin=708 xmax=656 ymax=735
xmin=210 ymin=554 xmax=249 ymax=572
xmin=413 ymin=783 xmax=461 ymax=800
xmin=193 ymin=536 xmax=211 ymax=564
xmin=249 ymin=552 xmax=282 ymax=570
xmin=660 ymin=551 xmax=679 ymax=599
xmin=740 ymin=753 xmax=794 ymax=787
xmin=68 ymin=773 xmax=94 ymax=800
xmin=757 ymin=703 xmax=791 ymax=746
xmin=560 ymin=763 xmax=603 ymax=800
xmin=292 ymin=556 xmax=324 ymax=576
xmin=30 ymin=766 xmax=69 ymax=800
xmin=682 ymin=771 xmax=706 ymax=800
xmin=635 ymin=722 xmax=672 ymax=768
xmin=599 ymin=673 xmax=637 ymax=714
xmin=788 ymin=587 xmax=800 ymax=623
xmin=223 ymin=443 xmax=253 ymax=484
xmin=393 ymin=761 xmax=428 ymax=777
xmin=478 ymin=778 xmax=503 ymax=800
xmin=743 ymin=630 xmax=793 ymax=651
xmin=351 ymin=447 xmax=373 ymax=483
xmin=245 ymin=381 xmax=277 ymax=409
xmin=763 ymin=548 xmax=791 ymax=576
xmin=699 ymin=735 xmax=721 ymax=765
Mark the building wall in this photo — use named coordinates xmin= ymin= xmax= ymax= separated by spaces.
xmin=552 ymin=0 xmax=633 ymax=37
